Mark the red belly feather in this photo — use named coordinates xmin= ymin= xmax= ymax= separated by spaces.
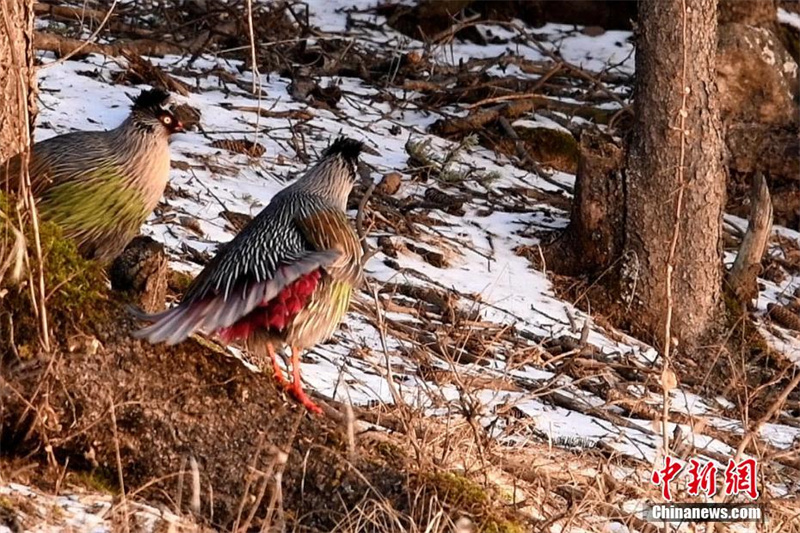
xmin=217 ymin=269 xmax=321 ymax=342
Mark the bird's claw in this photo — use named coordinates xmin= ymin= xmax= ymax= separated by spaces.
xmin=287 ymin=381 xmax=323 ymax=415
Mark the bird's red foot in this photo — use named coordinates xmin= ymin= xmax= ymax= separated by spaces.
xmin=267 ymin=343 xmax=289 ymax=390
xmin=289 ymin=345 xmax=323 ymax=415
xmin=287 ymin=379 xmax=323 ymax=415
xmin=271 ymin=363 xmax=290 ymax=390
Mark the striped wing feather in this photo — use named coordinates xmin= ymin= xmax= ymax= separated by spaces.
xmin=2 ymin=132 xmax=115 ymax=194
xmin=131 ymin=249 xmax=340 ymax=345
xmin=294 ymin=206 xmax=363 ymax=287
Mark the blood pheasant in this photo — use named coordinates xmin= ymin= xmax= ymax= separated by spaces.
xmin=133 ymin=137 xmax=366 ymax=414
xmin=0 ymin=89 xmax=183 ymax=262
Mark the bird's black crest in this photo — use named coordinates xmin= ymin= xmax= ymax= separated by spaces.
xmin=131 ymin=88 xmax=170 ymax=111
xmin=323 ymin=136 xmax=364 ymax=162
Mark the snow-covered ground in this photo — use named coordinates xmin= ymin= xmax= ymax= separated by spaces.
xmin=6 ymin=1 xmax=800 ymax=531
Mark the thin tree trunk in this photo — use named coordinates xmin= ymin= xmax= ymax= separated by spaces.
xmin=0 ymin=0 xmax=36 ymax=166
xmin=622 ymin=0 xmax=726 ymax=348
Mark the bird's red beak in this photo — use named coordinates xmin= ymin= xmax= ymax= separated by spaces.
xmin=174 ymin=121 xmax=185 ymax=133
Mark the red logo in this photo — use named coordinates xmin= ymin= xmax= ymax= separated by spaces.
xmin=651 ymin=456 xmax=685 ymax=501
xmin=724 ymin=458 xmax=759 ymax=500
xmin=687 ymin=458 xmax=717 ymax=497
xmin=651 ymin=457 xmax=759 ymax=501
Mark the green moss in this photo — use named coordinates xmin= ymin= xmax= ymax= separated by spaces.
xmin=39 ymin=220 xmax=106 ymax=313
xmin=168 ymin=269 xmax=194 ymax=294
xmin=1 ymin=191 xmax=108 ymax=351
xmin=71 ymin=469 xmax=119 ymax=495
xmin=420 ymin=471 xmax=526 ymax=533
xmin=518 ymin=127 xmax=580 ymax=174
xmin=375 ymin=440 xmax=406 ymax=463
xmin=0 ymin=495 xmax=13 ymax=511
xmin=424 ymin=471 xmax=488 ymax=508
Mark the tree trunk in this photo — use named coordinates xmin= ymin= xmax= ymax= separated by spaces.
xmin=622 ymin=0 xmax=726 ymax=349
xmin=0 ymin=0 xmax=36 ymax=166
xmin=546 ymin=130 xmax=625 ymax=276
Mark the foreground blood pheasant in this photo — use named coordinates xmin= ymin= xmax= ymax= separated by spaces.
xmin=0 ymin=89 xmax=183 ymax=262
xmin=133 ymin=137 xmax=366 ymax=414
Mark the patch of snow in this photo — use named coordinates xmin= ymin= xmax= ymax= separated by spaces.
xmin=779 ymin=8 xmax=800 ymax=31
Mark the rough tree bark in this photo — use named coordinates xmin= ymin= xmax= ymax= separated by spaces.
xmin=546 ymin=130 xmax=625 ymax=276
xmin=0 ymin=0 xmax=36 ymax=166
xmin=622 ymin=0 xmax=726 ymax=348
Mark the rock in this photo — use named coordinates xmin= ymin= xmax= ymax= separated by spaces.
xmin=377 ymin=172 xmax=402 ymax=195
xmin=581 ymin=26 xmax=606 ymax=37
xmin=717 ymin=23 xmax=798 ymax=127
xmin=377 ymin=0 xmax=476 ymax=40
xmin=172 ymin=103 xmax=202 ymax=130
xmin=725 ymin=122 xmax=800 ymax=179
xmin=503 ymin=124 xmax=580 ymax=174
xmin=109 ymin=236 xmax=168 ymax=313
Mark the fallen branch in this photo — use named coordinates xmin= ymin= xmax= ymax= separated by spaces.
xmin=466 ymin=63 xmax=562 ymax=109
xmin=34 ymin=2 xmax=106 ymax=25
xmin=35 ymin=31 xmax=182 ymax=59
xmin=432 ymin=96 xmax=615 ymax=139
xmin=727 ymin=172 xmax=773 ymax=305
xmin=120 ymin=50 xmax=191 ymax=96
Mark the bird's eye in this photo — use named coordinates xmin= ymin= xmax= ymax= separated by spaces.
xmin=162 ymin=116 xmax=173 ymax=125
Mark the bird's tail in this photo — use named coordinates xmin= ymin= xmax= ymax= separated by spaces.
xmin=129 ymin=300 xmax=215 ymax=346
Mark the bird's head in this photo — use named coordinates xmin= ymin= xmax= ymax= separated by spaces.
xmin=322 ymin=136 xmax=365 ymax=180
xmin=293 ymin=136 xmax=378 ymax=210
xmin=129 ymin=88 xmax=184 ymax=135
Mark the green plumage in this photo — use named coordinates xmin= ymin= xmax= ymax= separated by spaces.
xmin=42 ymin=167 xmax=148 ymax=228
xmin=40 ymin=172 xmax=150 ymax=260
xmin=289 ymin=278 xmax=353 ymax=351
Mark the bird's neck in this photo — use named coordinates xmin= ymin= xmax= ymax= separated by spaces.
xmin=112 ymin=118 xmax=169 ymax=155
xmin=119 ymin=115 xmax=165 ymax=136
xmin=290 ymin=157 xmax=353 ymax=211
xmin=292 ymin=179 xmax=351 ymax=211
xmin=112 ymin=117 xmax=172 ymax=209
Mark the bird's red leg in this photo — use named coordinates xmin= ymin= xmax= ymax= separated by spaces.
xmin=287 ymin=346 xmax=323 ymax=415
xmin=267 ymin=342 xmax=289 ymax=389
